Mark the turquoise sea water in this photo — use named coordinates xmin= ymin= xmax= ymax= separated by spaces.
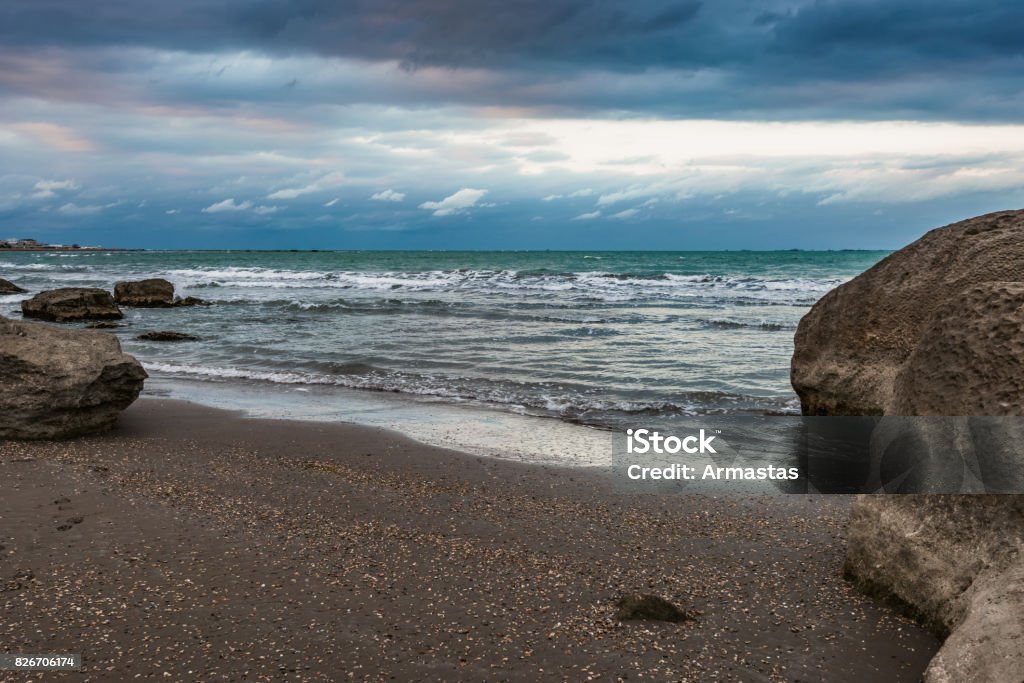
xmin=0 ymin=250 xmax=886 ymax=433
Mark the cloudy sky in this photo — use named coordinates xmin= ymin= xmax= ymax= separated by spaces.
xmin=2 ymin=0 xmax=1023 ymax=249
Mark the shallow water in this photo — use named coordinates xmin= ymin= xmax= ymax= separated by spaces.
xmin=1 ymin=249 xmax=884 ymax=434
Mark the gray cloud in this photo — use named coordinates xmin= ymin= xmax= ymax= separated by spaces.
xmin=1 ymin=0 xmax=1023 ymax=120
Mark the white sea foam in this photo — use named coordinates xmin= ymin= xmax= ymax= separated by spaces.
xmin=154 ymin=266 xmax=842 ymax=305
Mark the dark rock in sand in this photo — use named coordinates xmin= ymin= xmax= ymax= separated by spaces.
xmin=136 ymin=330 xmax=199 ymax=341
xmin=21 ymin=287 xmax=123 ymax=322
xmin=0 ymin=315 xmax=147 ymax=439
xmin=0 ymin=277 xmax=26 ymax=294
xmin=791 ymin=209 xmax=1024 ymax=682
xmin=615 ymin=594 xmax=691 ymax=623
xmin=114 ymin=278 xmax=175 ymax=307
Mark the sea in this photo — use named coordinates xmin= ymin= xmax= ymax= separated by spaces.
xmin=0 ymin=250 xmax=886 ymax=466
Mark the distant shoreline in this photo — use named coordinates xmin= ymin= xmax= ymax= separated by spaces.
xmin=0 ymin=247 xmax=891 ymax=254
xmin=0 ymin=247 xmax=143 ymax=253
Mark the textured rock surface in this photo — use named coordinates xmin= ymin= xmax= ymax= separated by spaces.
xmin=21 ymin=287 xmax=123 ymax=322
xmin=892 ymin=283 xmax=1024 ymax=416
xmin=114 ymin=278 xmax=175 ymax=307
xmin=792 ymin=209 xmax=1024 ymax=416
xmin=0 ymin=315 xmax=147 ymax=439
xmin=791 ymin=210 xmax=1024 ymax=682
xmin=0 ymin=277 xmax=26 ymax=294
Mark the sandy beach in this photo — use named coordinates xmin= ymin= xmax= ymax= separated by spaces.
xmin=2 ymin=399 xmax=938 ymax=681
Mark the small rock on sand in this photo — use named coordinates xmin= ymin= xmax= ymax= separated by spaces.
xmin=615 ymin=594 xmax=691 ymax=623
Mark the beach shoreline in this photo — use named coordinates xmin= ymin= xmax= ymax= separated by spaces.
xmin=2 ymin=398 xmax=939 ymax=681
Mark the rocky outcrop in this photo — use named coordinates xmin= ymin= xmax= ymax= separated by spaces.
xmin=114 ymin=278 xmax=175 ymax=307
xmin=21 ymin=287 xmax=123 ymax=322
xmin=846 ymin=497 xmax=1023 ymax=683
xmin=792 ymin=209 xmax=1024 ymax=416
xmin=0 ymin=315 xmax=147 ymax=439
xmin=791 ymin=210 xmax=1024 ymax=682
xmin=136 ymin=330 xmax=198 ymax=341
xmin=0 ymin=278 xmax=26 ymax=294
xmin=113 ymin=279 xmax=206 ymax=307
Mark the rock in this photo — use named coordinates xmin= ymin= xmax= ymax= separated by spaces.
xmin=0 ymin=277 xmax=26 ymax=294
xmin=791 ymin=210 xmax=1024 ymax=682
xmin=615 ymin=594 xmax=691 ymax=623
xmin=113 ymin=278 xmax=175 ymax=307
xmin=136 ymin=330 xmax=199 ymax=341
xmin=845 ymin=497 xmax=1024 ymax=683
xmin=113 ymin=278 xmax=206 ymax=307
xmin=791 ymin=209 xmax=1024 ymax=416
xmin=173 ymin=295 xmax=207 ymax=307
xmin=21 ymin=287 xmax=123 ymax=322
xmin=0 ymin=315 xmax=147 ymax=439
xmin=892 ymin=283 xmax=1024 ymax=416
xmin=87 ymin=322 xmax=123 ymax=329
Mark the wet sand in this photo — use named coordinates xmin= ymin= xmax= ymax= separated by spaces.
xmin=1 ymin=399 xmax=939 ymax=681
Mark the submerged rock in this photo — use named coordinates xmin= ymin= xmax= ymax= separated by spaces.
xmin=615 ymin=594 xmax=691 ymax=623
xmin=114 ymin=278 xmax=175 ymax=307
xmin=87 ymin=322 xmax=123 ymax=329
xmin=0 ymin=277 xmax=26 ymax=294
xmin=21 ymin=287 xmax=123 ymax=322
xmin=136 ymin=330 xmax=199 ymax=341
xmin=0 ymin=315 xmax=147 ymax=439
xmin=791 ymin=209 xmax=1024 ymax=682
xmin=173 ymin=295 xmax=207 ymax=307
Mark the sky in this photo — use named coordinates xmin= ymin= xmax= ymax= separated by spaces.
xmin=1 ymin=0 xmax=1023 ymax=250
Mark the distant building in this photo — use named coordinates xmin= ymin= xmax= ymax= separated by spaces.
xmin=0 ymin=238 xmax=44 ymax=248
xmin=0 ymin=237 xmax=101 ymax=250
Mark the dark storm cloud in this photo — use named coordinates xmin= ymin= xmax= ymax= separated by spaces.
xmin=0 ymin=0 xmax=704 ymax=69
xmin=2 ymin=0 xmax=1023 ymax=119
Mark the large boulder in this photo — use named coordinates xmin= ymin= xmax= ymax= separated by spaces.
xmin=21 ymin=287 xmax=123 ymax=322
xmin=792 ymin=209 xmax=1024 ymax=416
xmin=113 ymin=278 xmax=175 ymax=307
xmin=791 ymin=210 xmax=1024 ymax=682
xmin=0 ymin=278 xmax=26 ymax=294
xmin=0 ymin=315 xmax=147 ymax=439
